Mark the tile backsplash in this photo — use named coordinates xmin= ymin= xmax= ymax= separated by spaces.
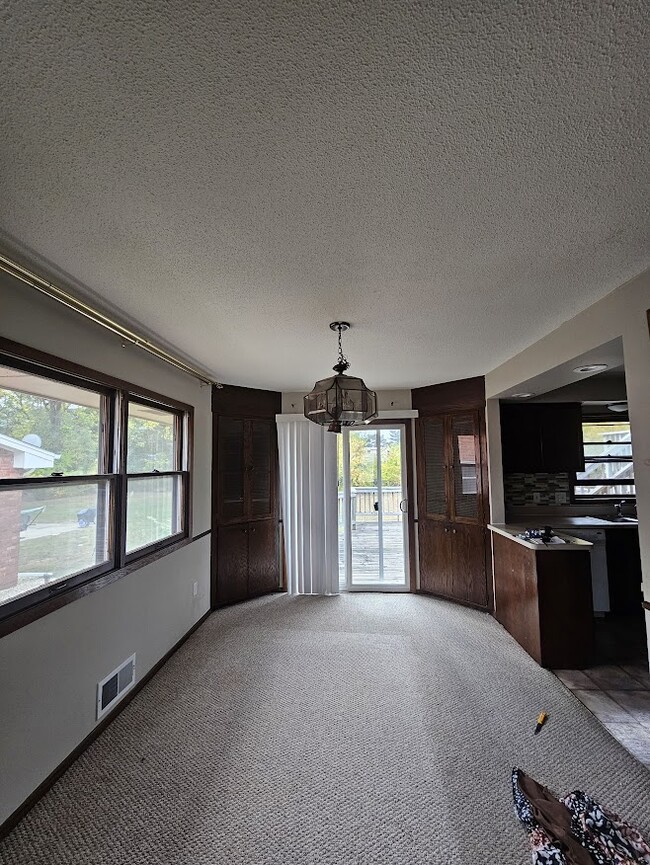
xmin=504 ymin=473 xmax=572 ymax=507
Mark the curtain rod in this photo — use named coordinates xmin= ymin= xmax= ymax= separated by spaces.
xmin=0 ymin=252 xmax=222 ymax=387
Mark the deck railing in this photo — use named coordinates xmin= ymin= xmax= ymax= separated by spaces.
xmin=338 ymin=487 xmax=403 ymax=528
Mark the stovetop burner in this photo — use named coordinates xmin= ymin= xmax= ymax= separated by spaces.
xmin=517 ymin=526 xmax=566 ymax=544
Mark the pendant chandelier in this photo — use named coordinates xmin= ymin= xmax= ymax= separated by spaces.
xmin=303 ymin=322 xmax=378 ymax=433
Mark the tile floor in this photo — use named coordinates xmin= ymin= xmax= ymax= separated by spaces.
xmin=554 ymin=664 xmax=650 ymax=767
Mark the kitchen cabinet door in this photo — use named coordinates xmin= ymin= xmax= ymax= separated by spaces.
xmin=500 ymin=403 xmax=584 ymax=473
xmin=538 ymin=403 xmax=584 ymax=472
xmin=500 ymin=404 xmax=544 ymax=472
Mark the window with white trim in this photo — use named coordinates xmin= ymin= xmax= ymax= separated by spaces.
xmin=572 ymin=420 xmax=635 ymax=499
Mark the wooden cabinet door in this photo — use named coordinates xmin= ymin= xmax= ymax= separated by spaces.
xmin=417 ymin=416 xmax=450 ymax=595
xmin=449 ymin=523 xmax=488 ymax=606
xmin=217 ymin=416 xmax=246 ymax=523
xmin=248 ymin=520 xmax=280 ymax=596
xmin=500 ymin=404 xmax=543 ymax=473
xmin=419 ymin=519 xmax=450 ymax=595
xmin=449 ymin=412 xmax=482 ymax=523
xmin=247 ymin=420 xmax=274 ymax=519
xmin=216 ymin=524 xmax=249 ymax=604
xmin=539 ymin=403 xmax=585 ymax=472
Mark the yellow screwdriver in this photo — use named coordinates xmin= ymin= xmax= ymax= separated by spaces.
xmin=534 ymin=711 xmax=549 ymax=735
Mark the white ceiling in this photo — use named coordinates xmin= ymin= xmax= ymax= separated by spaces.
xmin=1 ymin=1 xmax=649 ymax=391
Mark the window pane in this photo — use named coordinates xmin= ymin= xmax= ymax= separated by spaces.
xmin=582 ymin=422 xmax=632 ymax=458
xmin=577 ymin=462 xmax=634 ymax=482
xmin=0 ymin=364 xmax=102 ymax=478
xmin=127 ymin=403 xmax=177 ymax=473
xmin=452 ymin=416 xmax=478 ymax=519
xmin=126 ymin=475 xmax=181 ymax=553
xmin=575 ymin=483 xmax=636 ymax=497
xmin=0 ymin=481 xmax=111 ymax=607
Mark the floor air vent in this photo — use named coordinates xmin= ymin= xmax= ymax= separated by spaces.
xmin=97 ymin=654 xmax=136 ymax=720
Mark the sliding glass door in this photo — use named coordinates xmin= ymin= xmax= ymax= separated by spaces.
xmin=338 ymin=425 xmax=409 ymax=591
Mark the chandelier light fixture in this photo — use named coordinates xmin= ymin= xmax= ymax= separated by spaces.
xmin=304 ymin=322 xmax=378 ymax=433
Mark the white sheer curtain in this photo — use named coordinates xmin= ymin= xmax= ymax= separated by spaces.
xmin=276 ymin=415 xmax=339 ymax=595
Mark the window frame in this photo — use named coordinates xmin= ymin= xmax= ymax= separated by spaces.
xmin=121 ymin=394 xmax=189 ymax=564
xmin=0 ymin=338 xmax=193 ymax=628
xmin=571 ymin=416 xmax=635 ymax=502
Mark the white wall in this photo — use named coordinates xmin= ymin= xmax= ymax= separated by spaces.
xmin=0 ymin=272 xmax=212 ymax=824
xmin=485 ymin=268 xmax=650 ymax=655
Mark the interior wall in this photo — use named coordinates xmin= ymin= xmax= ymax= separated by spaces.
xmin=485 ymin=267 xmax=650 ymax=655
xmin=0 ymin=272 xmax=212 ymax=824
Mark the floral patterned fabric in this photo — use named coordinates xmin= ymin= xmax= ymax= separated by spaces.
xmin=512 ymin=768 xmax=650 ymax=865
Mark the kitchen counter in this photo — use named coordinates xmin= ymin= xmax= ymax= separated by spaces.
xmin=491 ymin=527 xmax=594 ymax=668
xmin=541 ymin=516 xmax=638 ymax=529
xmin=488 ymin=523 xmax=593 ymax=551
xmin=505 ymin=514 xmax=638 ymax=530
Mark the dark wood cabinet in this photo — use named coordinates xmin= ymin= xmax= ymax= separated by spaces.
xmin=216 ymin=520 xmax=280 ymax=602
xmin=493 ymin=532 xmax=594 ymax=668
xmin=217 ymin=417 xmax=275 ymax=524
xmin=606 ymin=528 xmax=643 ymax=614
xmin=500 ymin=402 xmax=584 ymax=473
xmin=212 ymin=385 xmax=282 ymax=607
xmin=216 ymin=524 xmax=249 ymax=604
xmin=412 ymin=379 xmax=491 ymax=610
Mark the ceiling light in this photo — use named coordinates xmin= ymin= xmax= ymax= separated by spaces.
xmin=304 ymin=322 xmax=378 ymax=433
xmin=510 ymin=392 xmax=535 ymax=399
xmin=573 ymin=363 xmax=608 ymax=374
xmin=607 ymin=402 xmax=628 ymax=413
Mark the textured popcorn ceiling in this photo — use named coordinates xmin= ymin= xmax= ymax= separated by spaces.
xmin=1 ymin=0 xmax=649 ymax=390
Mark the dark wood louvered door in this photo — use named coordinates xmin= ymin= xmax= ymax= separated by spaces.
xmin=212 ymin=385 xmax=281 ymax=607
xmin=417 ymin=416 xmax=450 ymax=595
xmin=414 ymin=377 xmax=491 ymax=610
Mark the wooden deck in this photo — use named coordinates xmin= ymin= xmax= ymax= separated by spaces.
xmin=338 ymin=520 xmax=407 ymax=586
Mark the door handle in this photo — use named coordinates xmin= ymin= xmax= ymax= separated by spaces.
xmin=399 ymin=499 xmax=408 ymax=513
xmin=242 ymin=527 xmax=248 ymax=534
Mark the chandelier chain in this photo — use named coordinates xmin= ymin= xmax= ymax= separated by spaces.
xmin=337 ymin=326 xmax=347 ymax=367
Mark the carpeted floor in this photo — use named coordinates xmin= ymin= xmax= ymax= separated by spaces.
xmin=1 ymin=593 xmax=649 ymax=864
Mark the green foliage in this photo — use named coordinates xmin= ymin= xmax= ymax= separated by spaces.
xmin=127 ymin=417 xmax=174 ymax=472
xmin=0 ymin=389 xmax=100 ymax=475
xmin=0 ymin=389 xmax=175 ymax=477
xmin=337 ymin=430 xmax=402 ymax=488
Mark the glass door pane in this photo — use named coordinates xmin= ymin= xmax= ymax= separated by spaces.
xmin=338 ymin=425 xmax=409 ymax=590
xmin=451 ymin=414 xmax=479 ymax=521
xmin=350 ymin=429 xmax=381 ymax=585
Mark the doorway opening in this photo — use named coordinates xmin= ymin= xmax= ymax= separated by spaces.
xmin=338 ymin=425 xmax=409 ymax=591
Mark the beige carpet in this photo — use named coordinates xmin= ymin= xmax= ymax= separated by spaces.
xmin=1 ymin=593 xmax=649 ymax=864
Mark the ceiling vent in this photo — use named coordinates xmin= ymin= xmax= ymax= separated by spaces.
xmin=97 ymin=654 xmax=136 ymax=720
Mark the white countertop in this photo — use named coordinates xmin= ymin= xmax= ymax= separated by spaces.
xmin=540 ymin=516 xmax=638 ymax=529
xmin=505 ymin=514 xmax=638 ymax=530
xmin=488 ymin=524 xmax=593 ymax=551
